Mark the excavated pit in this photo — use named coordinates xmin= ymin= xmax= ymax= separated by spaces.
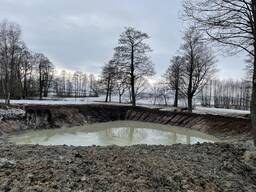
xmin=0 ymin=104 xmax=256 ymax=192
xmin=1 ymin=104 xmax=253 ymax=142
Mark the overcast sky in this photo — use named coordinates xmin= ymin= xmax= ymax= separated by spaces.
xmin=0 ymin=0 xmax=247 ymax=79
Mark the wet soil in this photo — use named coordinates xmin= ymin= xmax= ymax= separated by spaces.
xmin=0 ymin=143 xmax=255 ymax=192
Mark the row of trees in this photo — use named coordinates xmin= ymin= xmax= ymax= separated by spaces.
xmin=54 ymin=71 xmax=99 ymax=97
xmin=0 ymin=20 xmax=100 ymax=103
xmin=0 ymin=20 xmax=54 ymax=103
xmin=201 ymin=79 xmax=251 ymax=110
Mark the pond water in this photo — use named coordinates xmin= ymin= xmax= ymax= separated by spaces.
xmin=9 ymin=121 xmax=219 ymax=146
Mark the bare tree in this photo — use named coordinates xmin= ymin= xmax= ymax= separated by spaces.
xmin=150 ymin=81 xmax=171 ymax=106
xmin=134 ymin=77 xmax=150 ymax=102
xmin=19 ymin=48 xmax=33 ymax=99
xmin=66 ymin=75 xmax=73 ymax=97
xmin=0 ymin=20 xmax=61 ymax=100
xmin=183 ymin=0 xmax=256 ymax=143
xmin=101 ymin=60 xmax=117 ymax=102
xmin=36 ymin=53 xmax=54 ymax=99
xmin=179 ymin=27 xmax=217 ymax=112
xmin=88 ymin=74 xmax=99 ymax=97
xmin=0 ymin=20 xmax=23 ymax=104
xmin=114 ymin=27 xmax=155 ymax=107
xmin=72 ymin=71 xmax=80 ymax=97
xmin=165 ymin=56 xmax=185 ymax=107
xmin=116 ymin=74 xmax=128 ymax=103
xmin=81 ymin=73 xmax=88 ymax=97
xmin=205 ymin=79 xmax=251 ymax=110
xmin=58 ymin=70 xmax=66 ymax=96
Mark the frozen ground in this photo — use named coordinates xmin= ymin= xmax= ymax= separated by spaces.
xmin=193 ymin=106 xmax=250 ymax=117
xmin=0 ymin=97 xmax=106 ymax=106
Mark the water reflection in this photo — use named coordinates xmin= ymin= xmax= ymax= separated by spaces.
xmin=10 ymin=121 xmax=219 ymax=146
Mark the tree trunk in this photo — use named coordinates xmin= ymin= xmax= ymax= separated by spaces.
xmin=109 ymin=89 xmax=112 ymax=102
xmin=131 ymin=46 xmax=136 ymax=107
xmin=164 ymin=96 xmax=168 ymax=106
xmin=119 ymin=94 xmax=122 ymax=103
xmin=43 ymin=89 xmax=48 ymax=97
xmin=188 ymin=95 xmax=193 ymax=113
xmin=23 ymin=73 xmax=27 ymax=99
xmin=174 ymin=89 xmax=178 ymax=107
xmin=105 ymin=77 xmax=111 ymax=102
xmin=5 ymin=69 xmax=10 ymax=105
xmin=105 ymin=89 xmax=109 ymax=102
xmin=119 ymin=90 xmax=122 ymax=103
xmin=251 ymin=51 xmax=256 ymax=145
xmin=39 ymin=80 xmax=43 ymax=100
xmin=250 ymin=0 xmax=256 ymax=146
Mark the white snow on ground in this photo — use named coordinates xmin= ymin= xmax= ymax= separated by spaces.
xmin=0 ymin=96 xmax=250 ymax=118
xmin=0 ymin=108 xmax=25 ymax=119
xmin=159 ymin=106 xmax=250 ymax=117
xmin=0 ymin=96 xmax=158 ymax=106
xmin=193 ymin=106 xmax=250 ymax=116
xmin=0 ymin=97 xmax=106 ymax=106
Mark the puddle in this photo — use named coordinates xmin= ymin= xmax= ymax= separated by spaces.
xmin=9 ymin=121 xmax=219 ymax=146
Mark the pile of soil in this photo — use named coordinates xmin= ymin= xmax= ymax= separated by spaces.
xmin=0 ymin=143 xmax=256 ymax=192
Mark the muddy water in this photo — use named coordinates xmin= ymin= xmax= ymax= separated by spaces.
xmin=9 ymin=121 xmax=219 ymax=146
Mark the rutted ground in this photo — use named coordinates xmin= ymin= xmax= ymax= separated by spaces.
xmin=0 ymin=143 xmax=256 ymax=192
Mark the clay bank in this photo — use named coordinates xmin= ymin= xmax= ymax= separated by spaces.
xmin=0 ymin=104 xmax=253 ymax=143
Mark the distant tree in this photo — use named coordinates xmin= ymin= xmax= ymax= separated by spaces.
xmin=165 ymin=56 xmax=185 ymax=107
xmin=19 ymin=47 xmax=33 ymax=99
xmin=0 ymin=20 xmax=23 ymax=104
xmin=150 ymin=81 xmax=171 ymax=106
xmin=101 ymin=60 xmax=117 ymax=102
xmin=0 ymin=20 xmax=58 ymax=101
xmin=81 ymin=73 xmax=88 ymax=97
xmin=66 ymin=78 xmax=73 ymax=97
xmin=183 ymin=0 xmax=256 ymax=143
xmin=116 ymin=74 xmax=128 ymax=103
xmin=179 ymin=27 xmax=217 ymax=112
xmin=60 ymin=70 xmax=66 ymax=96
xmin=72 ymin=71 xmax=80 ymax=97
xmin=36 ymin=53 xmax=54 ymax=99
xmin=112 ymin=48 xmax=129 ymax=103
xmin=114 ymin=27 xmax=155 ymax=106
xmin=8 ymin=42 xmax=29 ymax=99
xmin=134 ymin=77 xmax=150 ymax=102
xmin=88 ymin=74 xmax=99 ymax=97
xmin=158 ymin=82 xmax=171 ymax=106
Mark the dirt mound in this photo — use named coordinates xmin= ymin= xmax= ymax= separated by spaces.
xmin=0 ymin=143 xmax=255 ymax=192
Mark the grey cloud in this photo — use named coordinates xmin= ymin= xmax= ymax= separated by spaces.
xmin=0 ymin=0 xmax=246 ymax=78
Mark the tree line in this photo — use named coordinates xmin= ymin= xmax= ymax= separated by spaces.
xmin=134 ymin=77 xmax=252 ymax=111
xmin=0 ymin=20 xmax=54 ymax=103
xmin=101 ymin=26 xmax=217 ymax=112
xmin=183 ymin=0 xmax=256 ymax=144
xmin=201 ymin=79 xmax=251 ymax=110
xmin=0 ymin=20 xmax=100 ymax=104
xmin=54 ymin=71 xmax=99 ymax=98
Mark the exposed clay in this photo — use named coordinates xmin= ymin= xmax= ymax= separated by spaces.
xmin=1 ymin=104 xmax=251 ymax=142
